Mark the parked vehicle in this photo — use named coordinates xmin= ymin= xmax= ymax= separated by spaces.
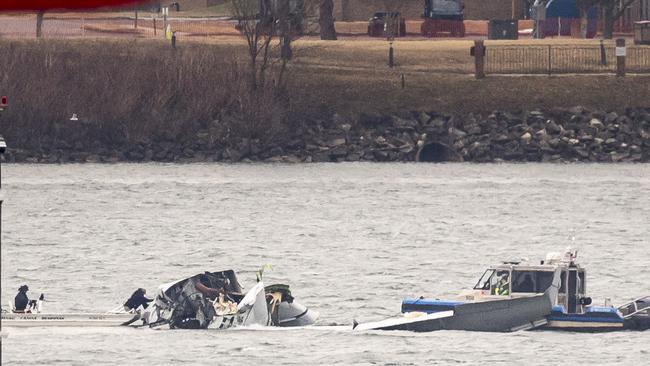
xmin=421 ymin=0 xmax=465 ymax=37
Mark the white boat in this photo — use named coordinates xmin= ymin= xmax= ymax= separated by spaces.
xmin=1 ymin=295 xmax=141 ymax=328
xmin=1 ymin=312 xmax=139 ymax=328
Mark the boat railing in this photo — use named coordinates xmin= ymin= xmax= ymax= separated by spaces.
xmin=617 ymin=296 xmax=650 ymax=318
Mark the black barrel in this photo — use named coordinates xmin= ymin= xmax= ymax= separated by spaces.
xmin=488 ymin=19 xmax=519 ymax=40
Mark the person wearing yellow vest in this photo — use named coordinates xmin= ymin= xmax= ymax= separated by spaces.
xmin=495 ymin=273 xmax=510 ymax=296
xmin=165 ymin=24 xmax=172 ymax=40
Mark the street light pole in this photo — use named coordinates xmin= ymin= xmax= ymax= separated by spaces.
xmin=0 ymin=133 xmax=5 ymax=363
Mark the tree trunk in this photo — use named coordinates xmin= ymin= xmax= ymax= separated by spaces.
xmin=319 ymin=0 xmax=337 ymax=40
xmin=340 ymin=0 xmax=350 ymax=21
xmin=578 ymin=7 xmax=588 ymax=38
xmin=603 ymin=5 xmax=615 ymax=39
xmin=36 ymin=11 xmax=44 ymax=38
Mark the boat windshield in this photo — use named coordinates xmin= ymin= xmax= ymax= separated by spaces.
xmin=473 ymin=269 xmax=495 ymax=290
xmin=511 ymin=270 xmax=555 ymax=293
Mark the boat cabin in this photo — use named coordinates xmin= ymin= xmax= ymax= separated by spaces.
xmin=464 ymin=251 xmax=589 ymax=314
xmin=401 ymin=249 xmax=643 ymax=331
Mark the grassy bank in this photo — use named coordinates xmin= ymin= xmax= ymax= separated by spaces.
xmin=1 ymin=38 xmax=649 ymax=155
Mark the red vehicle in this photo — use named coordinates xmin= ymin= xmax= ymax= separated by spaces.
xmin=367 ymin=12 xmax=406 ymax=38
xmin=421 ymin=0 xmax=465 ymax=38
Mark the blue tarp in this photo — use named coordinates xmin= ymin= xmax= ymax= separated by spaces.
xmin=546 ymin=0 xmax=597 ymax=20
xmin=543 ymin=0 xmax=597 ymax=38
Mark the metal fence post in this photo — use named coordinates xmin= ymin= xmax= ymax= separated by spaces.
xmin=473 ymin=40 xmax=485 ymax=79
xmin=616 ymin=38 xmax=626 ymax=77
xmin=163 ymin=7 xmax=168 ymax=36
xmin=548 ymin=45 xmax=553 ymax=75
xmin=36 ymin=11 xmax=44 ymax=38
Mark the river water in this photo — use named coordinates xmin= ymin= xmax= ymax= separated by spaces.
xmin=1 ymin=163 xmax=649 ymax=365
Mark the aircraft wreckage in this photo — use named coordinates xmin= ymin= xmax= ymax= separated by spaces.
xmin=3 ymin=269 xmax=318 ymax=329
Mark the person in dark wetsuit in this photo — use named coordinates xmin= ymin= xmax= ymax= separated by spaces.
xmin=123 ymin=288 xmax=153 ymax=311
xmin=14 ymin=285 xmax=30 ymax=312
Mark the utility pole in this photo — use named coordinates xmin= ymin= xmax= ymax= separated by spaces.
xmin=0 ymin=95 xmax=7 ymax=363
xmin=0 ymin=135 xmax=4 ymax=364
xmin=512 ymin=0 xmax=519 ymax=19
xmin=36 ymin=11 xmax=44 ymax=38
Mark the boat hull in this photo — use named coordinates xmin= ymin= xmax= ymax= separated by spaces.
xmin=540 ymin=305 xmax=625 ymax=332
xmin=394 ymin=293 xmax=554 ymax=332
xmin=356 ymin=268 xmax=561 ymax=332
xmin=624 ymin=315 xmax=650 ymax=330
xmin=1 ymin=313 xmax=139 ymax=327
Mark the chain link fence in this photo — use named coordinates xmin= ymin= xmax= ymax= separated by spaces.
xmin=0 ymin=15 xmax=239 ymax=39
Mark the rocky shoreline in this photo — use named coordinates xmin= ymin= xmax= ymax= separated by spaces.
xmin=3 ymin=106 xmax=650 ymax=163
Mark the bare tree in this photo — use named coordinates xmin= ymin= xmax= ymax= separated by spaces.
xmin=231 ymin=0 xmax=275 ymax=90
xmin=230 ymin=0 xmax=303 ymax=90
xmin=600 ymin=0 xmax=636 ymax=39
xmin=380 ymin=0 xmax=404 ymax=39
xmin=576 ymin=0 xmax=636 ymax=39
xmin=227 ymin=0 xmax=306 ymax=144
xmin=576 ymin=0 xmax=599 ymax=38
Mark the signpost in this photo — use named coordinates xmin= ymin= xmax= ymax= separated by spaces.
xmin=616 ymin=38 xmax=626 ymax=77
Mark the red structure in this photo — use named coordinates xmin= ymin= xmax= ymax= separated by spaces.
xmin=0 ymin=1 xmax=142 ymax=11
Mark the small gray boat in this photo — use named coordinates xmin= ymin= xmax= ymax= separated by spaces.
xmin=354 ymin=267 xmax=561 ymax=332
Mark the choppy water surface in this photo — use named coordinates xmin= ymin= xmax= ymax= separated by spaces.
xmin=2 ymin=163 xmax=649 ymax=365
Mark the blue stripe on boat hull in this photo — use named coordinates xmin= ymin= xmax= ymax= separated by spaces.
xmin=401 ymin=299 xmax=464 ymax=314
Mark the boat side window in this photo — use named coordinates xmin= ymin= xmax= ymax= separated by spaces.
xmin=473 ymin=270 xmax=495 ymax=290
xmin=512 ymin=271 xmax=536 ymax=293
xmin=534 ymin=271 xmax=555 ymax=293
